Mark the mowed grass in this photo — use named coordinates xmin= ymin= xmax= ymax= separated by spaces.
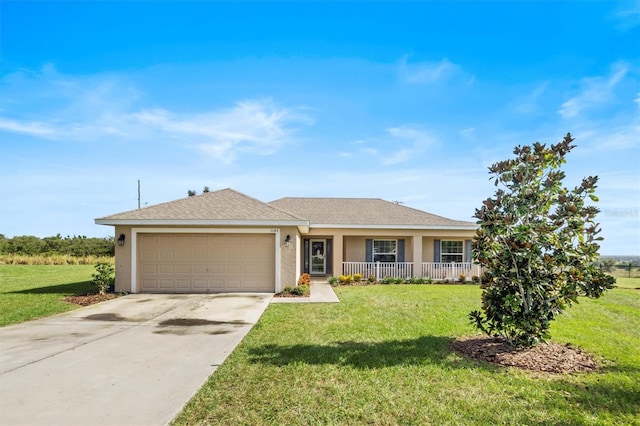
xmin=0 ymin=264 xmax=95 ymax=326
xmin=614 ymin=277 xmax=640 ymax=289
xmin=174 ymin=285 xmax=640 ymax=426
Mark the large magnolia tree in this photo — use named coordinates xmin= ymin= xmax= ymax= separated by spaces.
xmin=470 ymin=133 xmax=615 ymax=347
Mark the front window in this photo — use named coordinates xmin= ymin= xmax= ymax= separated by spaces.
xmin=441 ymin=241 xmax=463 ymax=263
xmin=374 ymin=239 xmax=397 ymax=262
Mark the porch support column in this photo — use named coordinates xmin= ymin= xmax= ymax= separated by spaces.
xmin=332 ymin=234 xmax=343 ymax=277
xmin=413 ymin=235 xmax=423 ymax=277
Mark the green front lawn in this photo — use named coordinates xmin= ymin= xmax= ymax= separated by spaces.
xmin=175 ymin=285 xmax=640 ymax=425
xmin=0 ymin=265 xmax=95 ymax=326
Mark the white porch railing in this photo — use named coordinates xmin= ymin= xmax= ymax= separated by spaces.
xmin=342 ymin=262 xmax=414 ymax=280
xmin=341 ymin=262 xmax=482 ymax=281
xmin=420 ymin=262 xmax=482 ymax=281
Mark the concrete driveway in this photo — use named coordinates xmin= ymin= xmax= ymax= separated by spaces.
xmin=0 ymin=293 xmax=272 ymax=426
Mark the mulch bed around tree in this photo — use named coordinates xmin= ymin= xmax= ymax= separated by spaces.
xmin=451 ymin=336 xmax=599 ymax=374
xmin=63 ymin=293 xmax=120 ymax=306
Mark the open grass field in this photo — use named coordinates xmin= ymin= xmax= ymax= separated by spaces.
xmin=610 ymin=266 xmax=640 ymax=279
xmin=0 ymin=265 xmax=95 ymax=326
xmin=615 ymin=277 xmax=640 ymax=289
xmin=175 ymin=285 xmax=640 ymax=425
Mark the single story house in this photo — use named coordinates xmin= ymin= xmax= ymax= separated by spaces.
xmin=95 ymin=188 xmax=480 ymax=293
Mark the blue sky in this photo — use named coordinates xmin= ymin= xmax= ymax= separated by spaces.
xmin=1 ymin=1 xmax=639 ymax=255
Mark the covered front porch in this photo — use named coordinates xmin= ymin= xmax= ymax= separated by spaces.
xmin=342 ymin=261 xmax=482 ymax=281
xmin=300 ymin=232 xmax=481 ymax=281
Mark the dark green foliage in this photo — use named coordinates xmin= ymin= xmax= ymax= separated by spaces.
xmin=470 ymin=133 xmax=615 ymax=347
xmin=281 ymin=285 xmax=310 ymax=296
xmin=0 ymin=234 xmax=114 ymax=257
xmin=92 ymin=262 xmax=115 ymax=295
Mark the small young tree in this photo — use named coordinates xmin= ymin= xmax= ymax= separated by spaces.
xmin=469 ymin=133 xmax=615 ymax=347
xmin=92 ymin=262 xmax=115 ymax=295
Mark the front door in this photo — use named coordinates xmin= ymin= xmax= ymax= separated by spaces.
xmin=310 ymin=239 xmax=326 ymax=274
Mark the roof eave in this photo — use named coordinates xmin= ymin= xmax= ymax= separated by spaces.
xmin=309 ymin=223 xmax=478 ymax=230
xmin=95 ymin=219 xmax=311 ymax=227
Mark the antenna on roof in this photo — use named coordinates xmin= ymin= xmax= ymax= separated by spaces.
xmin=138 ymin=180 xmax=141 ymax=209
xmin=393 ymin=200 xmax=405 ymax=205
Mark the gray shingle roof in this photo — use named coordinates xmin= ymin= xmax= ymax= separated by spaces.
xmin=96 ymin=188 xmax=305 ymax=224
xmin=269 ymin=197 xmax=476 ymax=228
xmin=96 ymin=188 xmax=476 ymax=229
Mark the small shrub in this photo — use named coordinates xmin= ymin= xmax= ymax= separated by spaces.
xmin=394 ymin=277 xmax=404 ymax=284
xmin=425 ymin=277 xmax=434 ymax=284
xmin=367 ymin=274 xmax=376 ymax=283
xmin=471 ymin=275 xmax=481 ymax=284
xmin=458 ymin=273 xmax=467 ymax=283
xmin=281 ymin=285 xmax=310 ymax=296
xmin=353 ymin=273 xmax=363 ymax=282
xmin=92 ymin=262 xmax=115 ymax=295
xmin=297 ymin=273 xmax=311 ymax=286
xmin=338 ymin=275 xmax=353 ymax=284
xmin=327 ymin=276 xmax=338 ymax=286
xmin=381 ymin=276 xmax=393 ymax=285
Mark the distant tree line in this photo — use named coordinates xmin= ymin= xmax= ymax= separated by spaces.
xmin=0 ymin=234 xmax=115 ymax=257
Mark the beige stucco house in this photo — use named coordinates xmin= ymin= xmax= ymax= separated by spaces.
xmin=95 ymin=188 xmax=479 ymax=293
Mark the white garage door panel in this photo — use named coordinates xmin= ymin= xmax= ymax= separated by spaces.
xmin=138 ymin=233 xmax=275 ymax=293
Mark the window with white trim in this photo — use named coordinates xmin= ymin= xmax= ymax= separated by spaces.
xmin=441 ymin=241 xmax=463 ymax=263
xmin=374 ymin=239 xmax=397 ymax=262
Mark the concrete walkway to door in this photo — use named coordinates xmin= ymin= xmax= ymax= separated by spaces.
xmin=0 ymin=293 xmax=272 ymax=426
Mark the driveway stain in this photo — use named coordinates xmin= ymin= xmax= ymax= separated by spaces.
xmin=157 ymin=318 xmax=248 ymax=327
xmin=153 ymin=328 xmax=233 ymax=336
xmin=152 ymin=317 xmax=248 ymax=336
xmin=84 ymin=313 xmax=126 ymax=322
xmin=213 ymin=294 xmax=266 ymax=300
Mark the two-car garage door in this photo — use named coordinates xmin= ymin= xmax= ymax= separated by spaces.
xmin=138 ymin=233 xmax=275 ymax=293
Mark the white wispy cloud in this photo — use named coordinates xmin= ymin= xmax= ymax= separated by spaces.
xmin=397 ymin=55 xmax=464 ymax=84
xmin=0 ymin=67 xmax=313 ymax=163
xmin=558 ymin=62 xmax=629 ymax=118
xmin=352 ymin=124 xmax=438 ymax=166
xmin=133 ymin=100 xmax=312 ymax=163
xmin=0 ymin=118 xmax=58 ymax=137
xmin=382 ymin=125 xmax=437 ymax=165
xmin=612 ymin=0 xmax=640 ymax=30
xmin=579 ymin=125 xmax=640 ymax=152
xmin=513 ymin=82 xmax=549 ymax=115
xmin=459 ymin=127 xmax=476 ymax=139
